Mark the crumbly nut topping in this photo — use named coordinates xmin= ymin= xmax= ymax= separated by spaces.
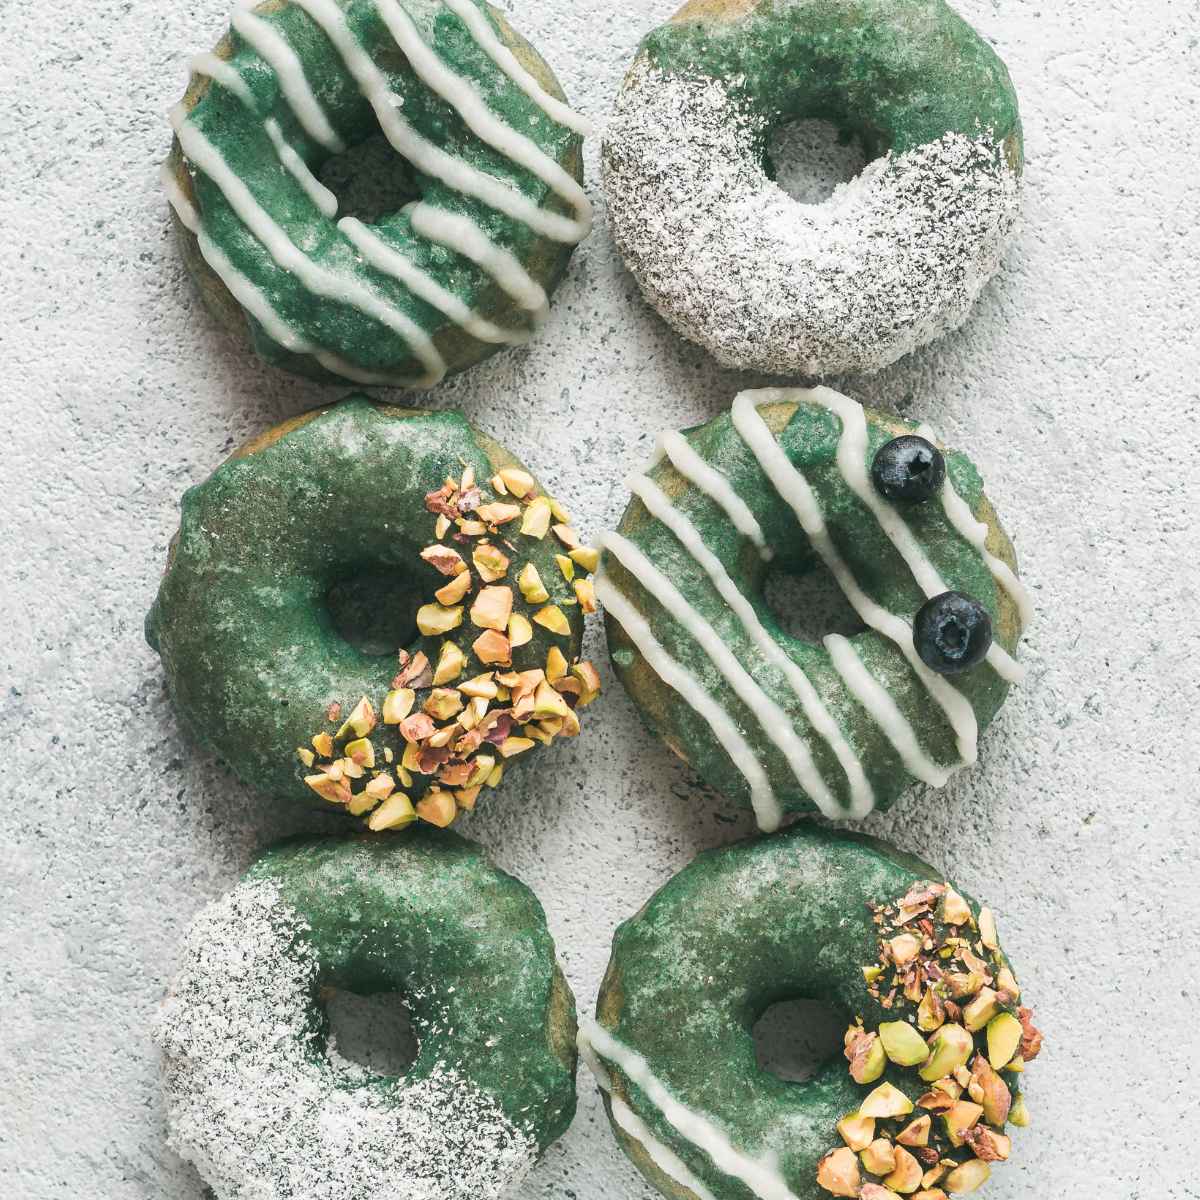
xmin=817 ymin=882 xmax=1043 ymax=1197
xmin=295 ymin=464 xmax=601 ymax=831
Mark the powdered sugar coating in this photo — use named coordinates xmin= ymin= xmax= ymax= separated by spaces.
xmin=602 ymin=65 xmax=1022 ymax=376
xmin=154 ymin=879 xmax=537 ymax=1200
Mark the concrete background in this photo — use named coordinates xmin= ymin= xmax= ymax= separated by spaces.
xmin=2 ymin=0 xmax=1197 ymax=1196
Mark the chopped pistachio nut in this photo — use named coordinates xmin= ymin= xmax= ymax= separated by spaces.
xmin=920 ymin=1025 xmax=973 ymax=1082
xmin=420 ymin=544 xmax=467 ymax=576
xmin=517 ymin=562 xmax=550 ymax=603
xmin=473 ymin=629 xmax=512 ymax=665
xmin=416 ymin=791 xmax=457 ymax=828
xmin=496 ymin=468 xmax=535 ymax=498
xmin=347 ymin=789 xmax=380 ymax=817
xmin=574 ymin=577 xmax=597 ymax=613
xmin=305 ymin=773 xmax=351 ymax=805
xmin=485 ymin=763 xmax=503 ymax=787
xmin=336 ymin=696 xmax=377 ymax=739
xmin=459 ymin=673 xmax=498 ymax=699
xmin=883 ymin=1145 xmax=923 ymax=1194
xmin=470 ymin=585 xmax=514 ymax=631
xmin=571 ymin=660 xmax=602 ymax=702
xmin=508 ymin=613 xmax=533 ymax=647
xmin=940 ymin=888 xmax=972 ymax=926
xmin=816 ymin=1147 xmax=861 ymax=1198
xmin=433 ymin=641 xmax=466 ymax=686
xmin=532 ymin=605 xmax=571 ymax=635
xmin=896 ymin=1116 xmax=931 ymax=1148
xmin=383 ymin=688 xmax=416 ymax=724
xmin=941 ymin=1160 xmax=990 ymax=1194
xmin=977 ymin=908 xmax=999 ymax=950
xmin=546 ymin=645 xmax=568 ymax=682
xmin=859 ymin=1139 xmax=895 ymax=1176
xmin=520 ymin=496 xmax=552 ymax=538
xmin=551 ymin=523 xmax=580 ymax=549
xmin=477 ymin=501 xmax=521 ymax=526
xmin=312 ymin=731 xmax=334 ymax=757
xmin=435 ymin=571 xmax=472 ymax=606
xmin=497 ymin=736 xmax=535 ymax=758
xmin=454 ymin=785 xmax=481 ymax=810
xmin=1007 ymin=1093 xmax=1030 ymax=1127
xmin=568 ymin=546 xmax=600 ymax=573
xmin=367 ymin=791 xmax=416 ymax=831
xmin=416 ymin=603 xmax=463 ymax=636
xmin=423 ymin=689 xmax=463 ymax=721
xmin=859 ymin=1083 xmax=914 ymax=1119
xmin=836 ymin=1111 xmax=875 ymax=1153
xmin=962 ymin=988 xmax=1000 ymax=1032
xmin=986 ymin=1012 xmax=1023 ymax=1070
xmin=880 ymin=1021 xmax=930 ymax=1067
xmin=296 ymin=746 xmax=315 ymax=768
xmin=344 ymin=738 xmax=375 ymax=769
xmin=554 ymin=553 xmax=575 ymax=581
xmin=473 ymin=543 xmax=510 ymax=582
xmin=942 ymin=1101 xmax=983 ymax=1147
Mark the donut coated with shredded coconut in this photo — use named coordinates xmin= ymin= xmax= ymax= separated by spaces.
xmin=602 ymin=65 xmax=1022 ymax=376
xmin=154 ymin=880 xmax=537 ymax=1200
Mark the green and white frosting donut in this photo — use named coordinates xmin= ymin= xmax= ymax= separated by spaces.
xmin=600 ymin=388 xmax=1032 ymax=830
xmin=164 ymin=0 xmax=590 ymax=386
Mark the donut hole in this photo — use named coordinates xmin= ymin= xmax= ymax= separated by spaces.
xmin=763 ymin=119 xmax=871 ymax=206
xmin=318 ymin=131 xmax=423 ymax=225
xmin=323 ymin=988 xmax=420 ymax=1079
xmin=325 ymin=568 xmax=424 ymax=657
xmin=752 ymin=997 xmax=846 ymax=1083
xmin=763 ymin=562 xmax=868 ymax=646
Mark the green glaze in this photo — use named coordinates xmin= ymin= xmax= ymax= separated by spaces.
xmin=605 ymin=395 xmax=1024 ymax=820
xmin=591 ymin=824 xmax=1017 ymax=1200
xmin=168 ymin=0 xmax=585 ymax=384
xmin=146 ymin=396 xmax=585 ymax=812
xmin=250 ymin=831 xmax=577 ymax=1144
xmin=640 ymin=0 xmax=1022 ymax=164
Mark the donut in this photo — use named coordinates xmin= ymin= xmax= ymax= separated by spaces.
xmin=155 ymin=830 xmax=578 ymax=1200
xmin=596 ymin=387 xmax=1030 ymax=831
xmin=579 ymin=824 xmax=1043 ymax=1200
xmin=162 ymin=0 xmax=591 ymax=386
xmin=602 ymin=0 xmax=1023 ymax=376
xmin=146 ymin=396 xmax=601 ymax=830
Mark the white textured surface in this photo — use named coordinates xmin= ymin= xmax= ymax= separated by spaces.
xmin=1 ymin=1 xmax=1198 ymax=1198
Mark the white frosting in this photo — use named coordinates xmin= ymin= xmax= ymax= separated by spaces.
xmin=579 ymin=1020 xmax=803 ymax=1200
xmin=730 ymin=390 xmax=980 ymax=766
xmin=808 ymin=387 xmax=1026 ymax=685
xmin=170 ymin=106 xmax=448 ymax=385
xmin=915 ymin=421 xmax=1036 ymax=632
xmin=658 ymin=430 xmax=771 ymax=560
xmin=231 ymin=4 xmax=347 ymax=152
xmin=594 ymin=572 xmax=781 ymax=832
xmin=626 ymin=474 xmax=873 ymax=819
xmin=602 ymin=531 xmax=834 ymax=821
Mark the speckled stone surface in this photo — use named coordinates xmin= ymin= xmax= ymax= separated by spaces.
xmin=1 ymin=1 xmax=1199 ymax=1198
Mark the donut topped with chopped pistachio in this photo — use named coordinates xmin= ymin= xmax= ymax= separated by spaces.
xmin=146 ymin=397 xmax=600 ymax=828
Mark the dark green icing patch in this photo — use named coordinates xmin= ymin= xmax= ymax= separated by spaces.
xmin=251 ymin=830 xmax=577 ymax=1148
xmin=640 ymin=0 xmax=1022 ymax=162
xmin=146 ymin=396 xmax=586 ymax=816
xmin=170 ymin=0 xmax=585 ymax=383
xmin=605 ymin=396 xmax=1024 ymax=820
xmin=592 ymin=824 xmax=1032 ymax=1200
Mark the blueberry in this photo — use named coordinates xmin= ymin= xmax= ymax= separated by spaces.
xmin=913 ymin=592 xmax=992 ymax=675
xmin=871 ymin=436 xmax=946 ymax=503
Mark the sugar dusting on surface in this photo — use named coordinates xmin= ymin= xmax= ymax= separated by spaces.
xmin=602 ymin=65 xmax=1022 ymax=376
xmin=153 ymin=880 xmax=537 ymax=1200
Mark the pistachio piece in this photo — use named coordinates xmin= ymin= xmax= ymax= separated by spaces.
xmin=433 ymin=641 xmax=466 ymax=686
xmin=417 ymin=603 xmax=463 ymax=637
xmin=860 ymin=1139 xmax=896 ymax=1176
xmin=880 ymin=1021 xmax=931 ymax=1067
xmin=816 ymin=1147 xmax=861 ymax=1197
xmin=845 ymin=1029 xmax=886 ymax=1085
xmin=363 ymin=773 xmax=396 ymax=802
xmin=381 ymin=688 xmax=414 ymax=724
xmin=944 ymin=971 xmax=985 ymax=1000
xmin=497 ymin=468 xmax=535 ymax=498
xmin=473 ymin=543 xmax=510 ymax=582
xmin=995 ymin=965 xmax=1020 ymax=1000
xmin=472 ymin=629 xmax=512 ymax=666
xmin=917 ymin=987 xmax=946 ymax=1032
xmin=941 ymin=1160 xmax=990 ymax=1194
xmin=398 ymin=712 xmax=436 ymax=744
xmin=465 ymin=754 xmax=496 ymax=788
xmin=458 ymin=518 xmax=487 ymax=536
xmin=860 ymin=1187 xmax=901 ymax=1200
xmin=336 ymin=696 xmax=377 ymax=739
xmin=969 ymin=1055 xmax=1012 ymax=1126
xmin=919 ymin=1024 xmax=973 ymax=1082
xmin=459 ymin=673 xmax=498 ymax=700
xmin=305 ymin=773 xmax=351 ymax=805
xmin=470 ymin=585 xmax=514 ymax=632
xmin=367 ymin=791 xmax=416 ymax=831
xmin=435 ymin=571 xmax=472 ymax=606
xmin=551 ymin=523 xmax=580 ymax=549
xmin=962 ymin=988 xmax=1000 ymax=1032
xmin=942 ymin=1101 xmax=984 ymax=1147
xmin=1008 ymin=1093 xmax=1030 ymax=1127
xmin=884 ymin=1145 xmax=923 ymax=1194
xmin=1003 ymin=1055 xmax=1025 ymax=1074
xmin=545 ymin=645 xmax=568 ymax=682
xmin=516 ymin=562 xmax=550 ymax=604
xmin=344 ymin=738 xmax=375 ymax=769
xmin=520 ymin=497 xmax=552 ymax=538
xmin=423 ymin=689 xmax=464 ymax=722
xmin=434 ymin=514 xmax=450 ymax=539
xmin=889 ymin=933 xmax=920 ymax=965
xmin=555 ymin=553 xmax=575 ymax=581
xmin=416 ymin=790 xmax=458 ymax=827
xmin=940 ymin=888 xmax=972 ymax=926
xmin=985 ymin=1012 xmax=1023 ymax=1070
xmin=574 ymin=577 xmax=597 ymax=613
xmin=1017 ymin=1007 xmax=1044 ymax=1062
xmin=922 ymin=1164 xmax=950 ymax=1188
xmin=964 ymin=1125 xmax=1011 ymax=1162
xmin=530 ymin=680 xmax=571 ymax=720
xmin=508 ymin=613 xmax=534 ymax=647
xmin=477 ymin=501 xmax=521 ymax=526
xmin=977 ymin=908 xmax=999 ymax=950
xmin=859 ymin=1083 xmax=914 ymax=1119
xmin=485 ymin=762 xmax=503 ymax=787
xmin=533 ymin=605 xmax=571 ymax=635
xmin=296 ymin=746 xmax=315 ymax=768
xmin=340 ymin=756 xmax=365 ymax=780
xmin=454 ymin=785 xmax=481 ymax=810
xmin=347 ymin=789 xmax=380 ymax=817
xmin=912 ymin=1191 xmax=949 ymax=1200
xmin=568 ymin=546 xmax=600 ymax=573
xmin=497 ymin=736 xmax=535 ymax=758
xmin=862 ymin=964 xmax=884 ymax=985
xmin=896 ymin=1116 xmax=931 ymax=1148
xmin=311 ymin=731 xmax=334 ymax=758
xmin=420 ymin=544 xmax=467 ymax=577
xmin=571 ymin=660 xmax=602 ymax=703
xmin=836 ymin=1112 xmax=875 ymax=1153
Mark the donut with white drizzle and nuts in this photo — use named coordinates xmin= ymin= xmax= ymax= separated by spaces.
xmin=602 ymin=0 xmax=1023 ymax=377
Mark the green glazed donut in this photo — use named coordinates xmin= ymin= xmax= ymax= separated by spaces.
xmin=146 ymin=396 xmax=601 ymax=830
xmin=598 ymin=387 xmax=1030 ymax=831
xmin=163 ymin=0 xmax=590 ymax=386
xmin=155 ymin=830 xmax=578 ymax=1200
xmin=580 ymin=824 xmax=1043 ymax=1200
xmin=602 ymin=0 xmax=1023 ymax=375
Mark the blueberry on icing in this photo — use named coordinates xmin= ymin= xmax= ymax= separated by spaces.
xmin=914 ymin=591 xmax=993 ymax=675
xmin=871 ymin=435 xmax=946 ymax=504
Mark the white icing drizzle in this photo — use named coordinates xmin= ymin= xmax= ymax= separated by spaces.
xmin=594 ymin=572 xmax=780 ymax=832
xmin=579 ymin=1020 xmax=803 ymax=1200
xmin=338 ymin=215 xmax=528 ymax=345
xmin=169 ymin=107 xmax=447 ymax=385
xmin=808 ymin=388 xmax=1025 ymax=685
xmin=915 ymin=421 xmax=1036 ymax=632
xmin=658 ymin=430 xmax=772 ymax=561
xmin=161 ymin=163 xmax=201 ymax=232
xmin=579 ymin=1034 xmax=719 ymax=1200
xmin=438 ymin=0 xmax=593 ymax=137
xmin=603 ymin=531 xmax=836 ymax=822
xmin=730 ymin=390 xmax=980 ymax=766
xmin=409 ymin=201 xmax=549 ymax=322
xmin=824 ymin=634 xmax=951 ymax=787
xmin=231 ymin=3 xmax=347 ymax=153
xmin=289 ymin=0 xmax=586 ymax=243
xmin=626 ymin=474 xmax=873 ymax=819
xmin=373 ymin=0 xmax=591 ymax=234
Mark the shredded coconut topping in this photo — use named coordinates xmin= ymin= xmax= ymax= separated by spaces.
xmin=153 ymin=880 xmax=537 ymax=1200
xmin=602 ymin=65 xmax=1022 ymax=376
